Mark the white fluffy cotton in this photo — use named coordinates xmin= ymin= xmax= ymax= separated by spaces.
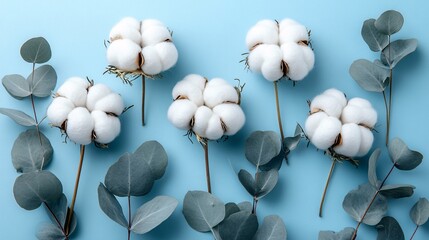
xmin=107 ymin=39 xmax=141 ymax=71
xmin=154 ymin=42 xmax=178 ymax=71
xmin=172 ymin=80 xmax=204 ymax=106
xmin=86 ymin=84 xmax=112 ymax=111
xmin=341 ymin=97 xmax=377 ymax=128
xmin=66 ymin=107 xmax=94 ymax=145
xmin=109 ymin=17 xmax=142 ymax=45
xmin=205 ymin=113 xmax=224 ymax=140
xmin=141 ymin=46 xmax=163 ymax=75
xmin=56 ymin=77 xmax=89 ymax=107
xmin=247 ymin=44 xmax=283 ymax=81
xmin=278 ymin=18 xmax=309 ymax=44
xmin=333 ymin=123 xmax=362 ymax=157
xmin=213 ymin=103 xmax=245 ymax=135
xmin=310 ymin=88 xmax=347 ymax=118
xmin=91 ymin=110 xmax=121 ymax=144
xmin=193 ymin=106 xmax=213 ymax=138
xmin=47 ymin=97 xmax=75 ymax=127
xmin=141 ymin=26 xmax=172 ymax=47
xmin=306 ymin=115 xmax=342 ymax=150
xmin=94 ymin=93 xmax=124 ymax=116
xmin=203 ymin=78 xmax=239 ymax=108
xmin=167 ymin=99 xmax=198 ymax=130
xmin=245 ymin=19 xmax=279 ymax=49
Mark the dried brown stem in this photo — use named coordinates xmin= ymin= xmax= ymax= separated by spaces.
xmin=319 ymin=160 xmax=336 ymax=217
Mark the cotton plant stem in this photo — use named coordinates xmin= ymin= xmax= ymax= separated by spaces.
xmin=409 ymin=225 xmax=419 ymax=240
xmin=319 ymin=160 xmax=336 ymax=217
xmin=128 ymin=195 xmax=131 ymax=240
xmin=203 ymin=142 xmax=212 ymax=193
xmin=273 ymin=81 xmax=285 ymax=141
xmin=141 ymin=75 xmax=146 ymax=126
xmin=351 ymin=164 xmax=396 ymax=240
xmin=44 ymin=202 xmax=69 ymax=240
xmin=65 ymin=145 xmax=86 ymax=235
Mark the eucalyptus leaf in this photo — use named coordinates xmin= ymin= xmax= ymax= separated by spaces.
xmin=376 ymin=216 xmax=404 ymax=240
xmin=253 ymin=215 xmax=287 ymax=240
xmin=381 ymin=39 xmax=418 ymax=68
xmin=0 ymin=108 xmax=36 ymax=127
xmin=349 ymin=59 xmax=389 ymax=92
xmin=105 ymin=152 xmax=154 ymax=197
xmin=225 ymin=202 xmax=241 ymax=219
xmin=255 ymin=169 xmax=279 ymax=199
xmin=131 ymin=196 xmax=178 ymax=234
xmin=343 ymin=183 xmax=387 ymax=225
xmin=12 ymin=129 xmax=53 ymax=173
xmin=259 ymin=152 xmax=283 ymax=171
xmin=97 ymin=183 xmax=128 ymax=228
xmin=44 ymin=194 xmax=77 ymax=236
xmin=388 ymin=138 xmax=423 ymax=170
xmin=284 ymin=134 xmax=301 ymax=152
xmin=182 ymin=191 xmax=225 ymax=232
xmin=375 ymin=10 xmax=404 ymax=35
xmin=13 ymin=170 xmax=63 ymax=210
xmin=245 ymin=131 xmax=282 ymax=167
xmin=28 ymin=65 xmax=57 ymax=97
xmin=1 ymin=74 xmax=31 ymax=99
xmin=238 ymin=169 xmax=256 ymax=196
xmin=36 ymin=223 xmax=64 ymax=240
xmin=218 ymin=211 xmax=258 ymax=240
xmin=318 ymin=227 xmax=355 ymax=240
xmin=362 ymin=19 xmax=389 ymax=52
xmin=237 ymin=201 xmax=253 ymax=213
xmin=380 ymin=184 xmax=414 ymax=198
xmin=133 ymin=140 xmax=168 ymax=180
xmin=374 ymin=59 xmax=389 ymax=69
xmin=410 ymin=198 xmax=429 ymax=226
xmin=20 ymin=37 xmax=51 ymax=64
xmin=368 ymin=149 xmax=381 ymax=187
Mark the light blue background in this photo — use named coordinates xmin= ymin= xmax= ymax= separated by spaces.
xmin=1 ymin=0 xmax=428 ymax=239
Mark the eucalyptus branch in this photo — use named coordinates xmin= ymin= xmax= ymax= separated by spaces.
xmin=128 ymin=195 xmax=131 ymax=240
xmin=409 ymin=225 xmax=419 ymax=240
xmin=44 ymin=202 xmax=69 ymax=240
xmin=29 ymin=62 xmax=42 ymax=144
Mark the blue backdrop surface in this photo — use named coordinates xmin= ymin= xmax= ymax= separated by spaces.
xmin=0 ymin=0 xmax=428 ymax=239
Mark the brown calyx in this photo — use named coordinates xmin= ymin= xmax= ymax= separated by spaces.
xmin=281 ymin=60 xmax=289 ymax=76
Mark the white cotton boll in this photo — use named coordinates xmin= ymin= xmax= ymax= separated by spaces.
xmin=341 ymin=98 xmax=377 ymax=128
xmin=118 ymin=17 xmax=140 ymax=31
xmin=310 ymin=95 xmax=344 ymax=118
xmin=247 ymin=44 xmax=282 ymax=72
xmin=213 ymin=104 xmax=245 ymax=135
xmin=356 ymin=126 xmax=374 ymax=157
xmin=182 ymin=74 xmax=207 ymax=91
xmin=91 ymin=110 xmax=121 ymax=144
xmin=94 ymin=93 xmax=124 ymax=116
xmin=281 ymin=42 xmax=309 ymax=81
xmin=323 ymin=88 xmax=347 ymax=109
xmin=141 ymin=26 xmax=171 ymax=47
xmin=304 ymin=111 xmax=328 ymax=139
xmin=67 ymin=77 xmax=90 ymax=90
xmin=141 ymin=46 xmax=163 ymax=75
xmin=205 ymin=114 xmax=224 ymax=140
xmin=205 ymin=78 xmax=228 ymax=87
xmin=141 ymin=19 xmax=165 ymax=33
xmin=66 ymin=107 xmax=94 ymax=145
xmin=47 ymin=97 xmax=75 ymax=127
xmin=192 ymin=106 xmax=213 ymax=138
xmin=172 ymin=80 xmax=204 ymax=106
xmin=301 ymin=45 xmax=315 ymax=70
xmin=279 ymin=19 xmax=308 ymax=44
xmin=86 ymin=84 xmax=112 ymax=112
xmin=203 ymin=81 xmax=239 ymax=108
xmin=310 ymin=116 xmax=342 ymax=150
xmin=107 ymin=39 xmax=141 ymax=71
xmin=154 ymin=42 xmax=178 ymax=71
xmin=57 ymin=78 xmax=88 ymax=107
xmin=109 ymin=23 xmax=142 ymax=45
xmin=333 ymin=123 xmax=362 ymax=157
xmin=245 ymin=21 xmax=279 ymax=49
xmin=261 ymin=56 xmax=283 ymax=81
xmin=167 ymin=99 xmax=197 ymax=130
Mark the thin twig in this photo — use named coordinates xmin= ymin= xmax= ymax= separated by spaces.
xmin=142 ymin=75 xmax=146 ymax=126
xmin=128 ymin=195 xmax=131 ymax=240
xmin=382 ymin=91 xmax=389 ymax=146
xmin=252 ymin=197 xmax=258 ymax=215
xmin=203 ymin=142 xmax=212 ymax=193
xmin=386 ymin=35 xmax=393 ymax=146
xmin=274 ymin=81 xmax=285 ymax=141
xmin=319 ymin=160 xmax=336 ymax=217
xmin=29 ymin=62 xmax=42 ymax=145
xmin=409 ymin=225 xmax=419 ymax=240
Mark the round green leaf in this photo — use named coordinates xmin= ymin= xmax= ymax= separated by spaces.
xmin=349 ymin=59 xmax=389 ymax=92
xmin=368 ymin=149 xmax=381 ymax=187
xmin=182 ymin=190 xmax=225 ymax=232
xmin=98 ymin=183 xmax=128 ymax=228
xmin=28 ymin=65 xmax=57 ymax=97
xmin=36 ymin=223 xmax=64 ymax=240
xmin=133 ymin=140 xmax=168 ymax=180
xmin=253 ymin=215 xmax=287 ymax=240
xmin=388 ymin=138 xmax=423 ymax=170
xmin=375 ymin=10 xmax=404 ymax=35
xmin=255 ymin=169 xmax=279 ymax=200
xmin=2 ymin=74 xmax=31 ymax=99
xmin=44 ymin=194 xmax=77 ymax=235
xmin=13 ymin=170 xmax=63 ymax=210
xmin=237 ymin=201 xmax=252 ymax=213
xmin=410 ymin=198 xmax=429 ymax=226
xmin=362 ymin=19 xmax=389 ymax=52
xmin=0 ymin=108 xmax=36 ymax=127
xmin=218 ymin=211 xmax=258 ymax=240
xmin=259 ymin=152 xmax=283 ymax=171
xmin=376 ymin=216 xmax=404 ymax=240
xmin=130 ymin=196 xmax=178 ymax=234
xmin=381 ymin=39 xmax=418 ymax=68
xmin=380 ymin=184 xmax=415 ymax=199
xmin=105 ymin=153 xmax=155 ymax=197
xmin=245 ymin=131 xmax=282 ymax=167
xmin=343 ymin=183 xmax=387 ymax=225
xmin=238 ymin=169 xmax=256 ymax=196
xmin=318 ymin=227 xmax=354 ymax=240
xmin=225 ymin=203 xmax=241 ymax=219
xmin=12 ymin=129 xmax=53 ymax=173
xmin=20 ymin=37 xmax=52 ymax=64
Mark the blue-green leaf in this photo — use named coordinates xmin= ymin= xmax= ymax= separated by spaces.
xmin=44 ymin=194 xmax=77 ymax=235
xmin=225 ymin=203 xmax=241 ymax=219
xmin=410 ymin=198 xmax=429 ymax=226
xmin=97 ymin=183 xmax=128 ymax=228
xmin=253 ymin=215 xmax=287 ymax=240
xmin=362 ymin=19 xmax=389 ymax=52
xmin=218 ymin=211 xmax=258 ymax=240
xmin=245 ymin=131 xmax=282 ymax=167
xmin=380 ymin=184 xmax=414 ymax=198
xmin=376 ymin=216 xmax=404 ymax=240
xmin=381 ymin=39 xmax=418 ymax=68
xmin=388 ymin=138 xmax=423 ymax=170
xmin=28 ymin=65 xmax=57 ymax=97
xmin=0 ymin=108 xmax=36 ymax=127
xmin=2 ymin=74 xmax=31 ymax=99
xmin=133 ymin=140 xmax=168 ymax=180
xmin=238 ymin=169 xmax=256 ymax=196
xmin=318 ymin=227 xmax=354 ymax=240
xmin=20 ymin=37 xmax=52 ymax=64
xmin=36 ymin=223 xmax=64 ymax=240
xmin=237 ymin=201 xmax=252 ymax=213
xmin=131 ymin=196 xmax=178 ymax=234
xmin=255 ymin=169 xmax=279 ymax=199
xmin=349 ymin=59 xmax=389 ymax=92
xmin=368 ymin=149 xmax=381 ymax=187
xmin=375 ymin=10 xmax=404 ymax=35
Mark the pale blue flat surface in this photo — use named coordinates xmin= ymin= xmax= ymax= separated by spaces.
xmin=1 ymin=0 xmax=428 ymax=239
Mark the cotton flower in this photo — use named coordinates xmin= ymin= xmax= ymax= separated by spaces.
xmin=47 ymin=77 xmax=124 ymax=146
xmin=245 ymin=18 xmax=314 ymax=82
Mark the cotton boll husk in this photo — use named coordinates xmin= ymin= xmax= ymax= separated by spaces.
xmin=66 ymin=107 xmax=94 ymax=145
xmin=107 ymin=39 xmax=141 ymax=71
xmin=56 ymin=79 xmax=88 ymax=107
xmin=281 ymin=42 xmax=309 ymax=81
xmin=47 ymin=97 xmax=75 ymax=127
xmin=261 ymin=58 xmax=283 ymax=81
xmin=333 ymin=123 xmax=362 ymax=157
xmin=154 ymin=42 xmax=178 ymax=71
xmin=246 ymin=21 xmax=279 ymax=49
xmin=279 ymin=21 xmax=308 ymax=44
xmin=356 ymin=126 xmax=374 ymax=157
xmin=91 ymin=110 xmax=121 ymax=144
xmin=192 ymin=106 xmax=213 ymax=138
xmin=141 ymin=46 xmax=163 ymax=75
xmin=141 ymin=26 xmax=171 ymax=47
xmin=203 ymin=82 xmax=239 ymax=108
xmin=182 ymin=74 xmax=207 ymax=91
xmin=205 ymin=114 xmax=224 ymax=140
xmin=310 ymin=116 xmax=342 ymax=150
xmin=341 ymin=98 xmax=377 ymax=128
xmin=172 ymin=80 xmax=204 ymax=106
xmin=213 ymin=104 xmax=245 ymax=135
xmin=109 ymin=23 xmax=142 ymax=45
xmin=141 ymin=19 xmax=165 ymax=33
xmin=167 ymin=99 xmax=197 ymax=130
xmin=86 ymin=84 xmax=112 ymax=111
xmin=304 ymin=111 xmax=328 ymax=139
xmin=301 ymin=46 xmax=315 ymax=70
xmin=310 ymin=94 xmax=344 ymax=118
xmin=94 ymin=93 xmax=124 ymax=116
xmin=247 ymin=44 xmax=282 ymax=72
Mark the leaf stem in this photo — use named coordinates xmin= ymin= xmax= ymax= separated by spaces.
xmin=44 ymin=202 xmax=69 ymax=240
xmin=319 ymin=160 xmax=336 ymax=217
xmin=409 ymin=225 xmax=419 ymax=240
xmin=351 ymin=163 xmax=396 ymax=240
xmin=30 ymin=62 xmax=42 ymax=145
xmin=203 ymin=142 xmax=212 ymax=193
xmin=382 ymin=91 xmax=390 ymax=146
xmin=273 ymin=81 xmax=285 ymax=141
xmin=386 ymin=35 xmax=393 ymax=146
xmin=65 ymin=144 xmax=86 ymax=236
xmin=141 ymin=75 xmax=146 ymax=126
xmin=128 ymin=195 xmax=131 ymax=240
xmin=252 ymin=196 xmax=258 ymax=215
